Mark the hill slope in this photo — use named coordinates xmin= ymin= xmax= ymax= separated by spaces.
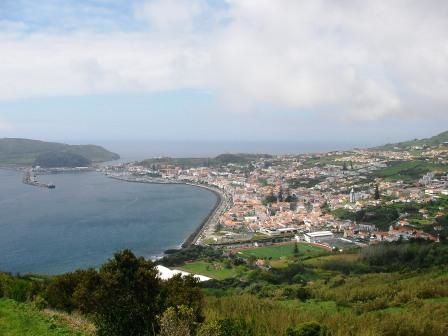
xmin=0 ymin=138 xmax=119 ymax=165
xmin=140 ymin=153 xmax=272 ymax=168
xmin=34 ymin=151 xmax=92 ymax=168
xmin=374 ymin=130 xmax=448 ymax=150
xmin=0 ymin=299 xmax=92 ymax=336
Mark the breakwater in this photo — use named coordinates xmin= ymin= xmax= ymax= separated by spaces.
xmin=22 ymin=170 xmax=55 ymax=189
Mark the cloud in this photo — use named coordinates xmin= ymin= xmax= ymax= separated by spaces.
xmin=0 ymin=0 xmax=448 ymax=121
xmin=0 ymin=119 xmax=13 ymax=132
xmin=135 ymin=0 xmax=206 ymax=33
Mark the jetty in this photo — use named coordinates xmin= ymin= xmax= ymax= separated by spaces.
xmin=22 ymin=169 xmax=55 ymax=189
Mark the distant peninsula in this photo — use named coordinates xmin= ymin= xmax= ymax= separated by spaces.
xmin=0 ymin=138 xmax=120 ymax=166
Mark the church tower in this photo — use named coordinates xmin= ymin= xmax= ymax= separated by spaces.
xmin=350 ymin=187 xmax=356 ymax=203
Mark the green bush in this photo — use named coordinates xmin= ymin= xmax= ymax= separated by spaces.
xmin=286 ymin=322 xmax=331 ymax=336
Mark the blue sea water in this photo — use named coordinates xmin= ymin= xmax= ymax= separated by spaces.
xmin=0 ymin=169 xmax=217 ymax=274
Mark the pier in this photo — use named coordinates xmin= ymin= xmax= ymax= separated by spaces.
xmin=22 ymin=170 xmax=56 ymax=189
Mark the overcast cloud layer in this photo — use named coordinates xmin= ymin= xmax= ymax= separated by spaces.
xmin=0 ymin=0 xmax=447 ymax=144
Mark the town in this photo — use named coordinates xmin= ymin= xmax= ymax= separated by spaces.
xmin=101 ymin=141 xmax=448 ymax=252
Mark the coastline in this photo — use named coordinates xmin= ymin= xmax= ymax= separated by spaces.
xmin=105 ymin=175 xmax=229 ymax=250
xmin=180 ymin=183 xmax=224 ymax=248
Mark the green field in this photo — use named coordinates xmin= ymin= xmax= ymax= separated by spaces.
xmin=303 ymin=253 xmax=359 ymax=267
xmin=0 ymin=299 xmax=87 ymax=336
xmin=374 ymin=160 xmax=446 ymax=182
xmin=179 ymin=243 xmax=328 ymax=278
xmin=238 ymin=243 xmax=327 ymax=260
xmin=179 ymin=261 xmax=246 ymax=280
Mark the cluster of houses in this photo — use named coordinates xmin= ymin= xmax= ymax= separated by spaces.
xmin=102 ymin=146 xmax=447 ymax=248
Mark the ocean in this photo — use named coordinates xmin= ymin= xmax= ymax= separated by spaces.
xmin=0 ymin=169 xmax=217 ymax=274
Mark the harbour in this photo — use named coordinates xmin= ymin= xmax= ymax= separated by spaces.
xmin=0 ymin=169 xmax=217 ymax=274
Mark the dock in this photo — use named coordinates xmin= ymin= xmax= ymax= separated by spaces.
xmin=22 ymin=170 xmax=56 ymax=189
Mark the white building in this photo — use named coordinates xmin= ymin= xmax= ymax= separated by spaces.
xmin=304 ymin=231 xmax=334 ymax=243
xmin=156 ymin=265 xmax=211 ymax=282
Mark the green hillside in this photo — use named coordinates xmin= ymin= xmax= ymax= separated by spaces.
xmin=375 ymin=130 xmax=448 ymax=150
xmin=0 ymin=299 xmax=91 ymax=336
xmin=0 ymin=138 xmax=119 ymax=165
xmin=2 ymin=244 xmax=448 ymax=335
xmin=34 ymin=151 xmax=92 ymax=168
xmin=140 ymin=153 xmax=272 ymax=168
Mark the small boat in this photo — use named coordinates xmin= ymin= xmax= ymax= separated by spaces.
xmin=47 ymin=184 xmax=56 ymax=189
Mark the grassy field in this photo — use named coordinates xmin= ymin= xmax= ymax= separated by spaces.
xmin=179 ymin=243 xmax=328 ymax=278
xmin=374 ymin=160 xmax=446 ymax=182
xmin=179 ymin=261 xmax=246 ymax=280
xmin=0 ymin=299 xmax=89 ymax=336
xmin=203 ymin=267 xmax=448 ymax=336
xmin=303 ymin=253 xmax=359 ymax=268
xmin=238 ymin=243 xmax=327 ymax=260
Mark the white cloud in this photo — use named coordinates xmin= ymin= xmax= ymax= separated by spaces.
xmin=0 ymin=119 xmax=13 ymax=132
xmin=135 ymin=0 xmax=206 ymax=33
xmin=1 ymin=0 xmax=448 ymax=121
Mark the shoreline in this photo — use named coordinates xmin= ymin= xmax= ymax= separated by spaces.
xmin=1 ymin=168 xmax=226 ymax=252
xmin=181 ymin=183 xmax=225 ymax=248
xmin=105 ymin=175 xmax=229 ymax=250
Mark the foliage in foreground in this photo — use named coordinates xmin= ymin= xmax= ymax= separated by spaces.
xmin=2 ymin=242 xmax=448 ymax=335
xmin=0 ymin=298 xmax=86 ymax=336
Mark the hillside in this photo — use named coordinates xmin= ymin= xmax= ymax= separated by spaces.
xmin=34 ymin=151 xmax=92 ymax=168
xmin=140 ymin=153 xmax=272 ymax=168
xmin=2 ymin=244 xmax=448 ymax=335
xmin=0 ymin=138 xmax=119 ymax=165
xmin=0 ymin=299 xmax=92 ymax=336
xmin=374 ymin=130 xmax=448 ymax=150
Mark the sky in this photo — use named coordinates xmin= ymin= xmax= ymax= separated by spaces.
xmin=0 ymin=0 xmax=448 ymax=152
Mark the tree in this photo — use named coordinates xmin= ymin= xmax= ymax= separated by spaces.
xmin=159 ymin=305 xmax=195 ymax=336
xmin=263 ymin=193 xmax=278 ymax=205
xmin=161 ymin=274 xmax=204 ymax=325
xmin=293 ymin=242 xmax=299 ymax=256
xmin=374 ymin=184 xmax=381 ymax=200
xmin=72 ymin=269 xmax=101 ymax=314
xmin=278 ymin=188 xmax=284 ymax=202
xmin=342 ymin=162 xmax=348 ymax=171
xmin=45 ymin=270 xmax=93 ymax=312
xmin=285 ymin=194 xmax=298 ymax=203
xmin=93 ymin=250 xmax=162 ymax=336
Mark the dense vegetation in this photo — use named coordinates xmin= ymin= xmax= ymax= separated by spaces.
xmin=2 ymin=242 xmax=448 ymax=335
xmin=373 ymin=159 xmax=446 ymax=182
xmin=333 ymin=195 xmax=448 ymax=235
xmin=333 ymin=206 xmax=399 ymax=231
xmin=0 ymin=138 xmax=119 ymax=165
xmin=201 ymin=241 xmax=448 ymax=335
xmin=34 ymin=151 xmax=92 ymax=168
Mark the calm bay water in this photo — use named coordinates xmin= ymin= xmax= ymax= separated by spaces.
xmin=0 ymin=169 xmax=217 ymax=274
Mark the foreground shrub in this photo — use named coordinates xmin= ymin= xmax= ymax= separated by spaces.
xmin=159 ymin=305 xmax=195 ymax=336
xmin=286 ymin=322 xmax=331 ymax=336
xmin=93 ymin=250 xmax=162 ymax=336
